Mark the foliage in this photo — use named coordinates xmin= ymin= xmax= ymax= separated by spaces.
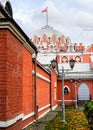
xmin=84 ymin=101 xmax=93 ymax=130
xmin=45 ymin=107 xmax=90 ymax=130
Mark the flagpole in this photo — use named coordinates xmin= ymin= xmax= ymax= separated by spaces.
xmin=41 ymin=7 xmax=48 ymax=27
xmin=46 ymin=7 xmax=48 ymax=26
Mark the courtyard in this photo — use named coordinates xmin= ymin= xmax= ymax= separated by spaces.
xmin=24 ymin=106 xmax=90 ymax=130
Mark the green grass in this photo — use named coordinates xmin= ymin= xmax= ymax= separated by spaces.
xmin=45 ymin=107 xmax=90 ymax=130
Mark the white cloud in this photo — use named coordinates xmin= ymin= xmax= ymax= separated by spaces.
xmin=10 ymin=0 xmax=93 ymax=45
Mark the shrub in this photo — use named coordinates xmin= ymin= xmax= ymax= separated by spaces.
xmin=84 ymin=101 xmax=93 ymax=129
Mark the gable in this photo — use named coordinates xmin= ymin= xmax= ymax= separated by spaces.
xmin=86 ymin=45 xmax=93 ymax=52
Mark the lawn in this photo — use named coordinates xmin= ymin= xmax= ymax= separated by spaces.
xmin=45 ymin=107 xmax=90 ymax=130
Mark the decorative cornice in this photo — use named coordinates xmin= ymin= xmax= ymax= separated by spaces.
xmin=0 ymin=20 xmax=36 ymax=54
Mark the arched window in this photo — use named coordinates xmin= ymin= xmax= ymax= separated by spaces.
xmin=62 ymin=56 xmax=68 ymax=63
xmin=75 ymin=56 xmax=81 ymax=63
xmin=64 ymin=86 xmax=70 ymax=95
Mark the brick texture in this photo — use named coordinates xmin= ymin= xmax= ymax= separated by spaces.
xmin=0 ymin=29 xmax=23 ymax=122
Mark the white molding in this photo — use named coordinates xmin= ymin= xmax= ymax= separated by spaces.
xmin=0 ymin=114 xmax=23 ymax=128
xmin=32 ymin=70 xmax=50 ymax=83
xmin=37 ymin=73 xmax=50 ymax=82
xmin=52 ymin=104 xmax=58 ymax=110
xmin=57 ymin=100 xmax=75 ymax=102
xmin=38 ymin=109 xmax=50 ymax=119
xmin=22 ymin=112 xmax=35 ymax=121
xmin=23 ymin=105 xmax=51 ymax=129
xmin=38 ymin=104 xmax=50 ymax=112
xmin=0 ymin=111 xmax=35 ymax=127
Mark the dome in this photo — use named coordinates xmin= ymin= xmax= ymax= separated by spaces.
xmin=31 ymin=25 xmax=62 ymax=38
xmin=31 ymin=24 xmax=72 ymax=53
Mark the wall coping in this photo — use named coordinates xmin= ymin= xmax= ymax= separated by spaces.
xmin=0 ymin=3 xmax=37 ymax=54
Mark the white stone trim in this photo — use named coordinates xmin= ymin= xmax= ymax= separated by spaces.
xmin=57 ymin=100 xmax=75 ymax=102
xmin=32 ymin=70 xmax=50 ymax=83
xmin=23 ymin=105 xmax=51 ymax=129
xmin=0 ymin=104 xmax=51 ymax=128
xmin=22 ymin=107 xmax=51 ymax=129
xmin=38 ymin=109 xmax=50 ymax=119
xmin=0 ymin=111 xmax=35 ymax=127
xmin=52 ymin=104 xmax=58 ymax=110
xmin=37 ymin=73 xmax=50 ymax=82
xmin=38 ymin=104 xmax=50 ymax=112
xmin=22 ymin=112 xmax=35 ymax=121
xmin=0 ymin=114 xmax=23 ymax=128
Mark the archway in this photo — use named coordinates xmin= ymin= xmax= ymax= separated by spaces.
xmin=78 ymin=83 xmax=90 ymax=101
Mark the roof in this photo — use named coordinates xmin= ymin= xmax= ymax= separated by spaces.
xmin=58 ymin=63 xmax=90 ymax=73
xmin=37 ymin=53 xmax=56 ymax=65
xmin=31 ymin=25 xmax=62 ymax=38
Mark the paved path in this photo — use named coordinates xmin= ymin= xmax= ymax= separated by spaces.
xmin=24 ymin=106 xmax=61 ymax=130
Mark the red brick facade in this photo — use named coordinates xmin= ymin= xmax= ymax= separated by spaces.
xmin=57 ymin=80 xmax=93 ymax=106
xmin=0 ymin=7 xmax=57 ymax=129
xmin=0 ymin=28 xmax=23 ymax=129
xmin=32 ymin=61 xmax=57 ymax=120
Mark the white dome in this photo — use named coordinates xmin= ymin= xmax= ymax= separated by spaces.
xmin=31 ymin=25 xmax=62 ymax=38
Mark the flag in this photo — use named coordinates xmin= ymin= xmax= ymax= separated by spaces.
xmin=41 ymin=7 xmax=47 ymax=13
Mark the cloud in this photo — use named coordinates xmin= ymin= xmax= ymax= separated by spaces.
xmin=11 ymin=0 xmax=93 ymax=45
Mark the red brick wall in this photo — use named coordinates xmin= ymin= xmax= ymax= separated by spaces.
xmin=23 ymin=47 xmax=34 ymax=115
xmin=36 ymin=78 xmax=50 ymax=108
xmin=35 ymin=64 xmax=51 ymax=117
xmin=36 ymin=64 xmax=50 ymax=79
xmin=0 ymin=30 xmax=7 ymax=121
xmin=6 ymin=30 xmax=23 ymax=120
xmin=0 ymin=29 xmax=23 ymax=121
xmin=0 ymin=28 xmax=57 ymax=129
xmin=0 ymin=29 xmax=23 ymax=129
xmin=51 ymin=71 xmax=57 ymax=108
xmin=32 ymin=62 xmax=57 ymax=118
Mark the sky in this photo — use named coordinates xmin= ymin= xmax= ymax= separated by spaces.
xmin=2 ymin=0 xmax=93 ymax=46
